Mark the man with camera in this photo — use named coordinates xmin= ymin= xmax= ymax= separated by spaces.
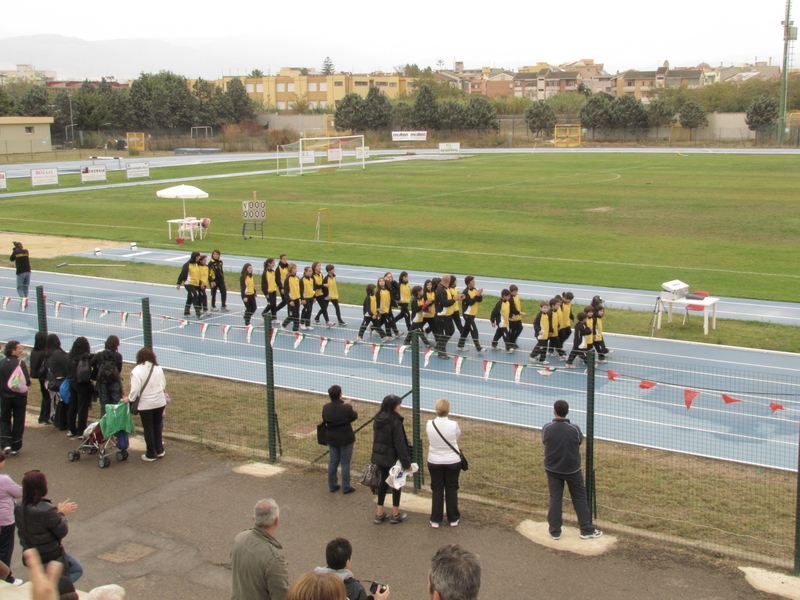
xmin=314 ymin=537 xmax=390 ymax=600
xmin=9 ymin=241 xmax=31 ymax=306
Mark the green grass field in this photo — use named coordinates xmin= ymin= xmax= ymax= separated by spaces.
xmin=4 ymin=152 xmax=800 ymax=303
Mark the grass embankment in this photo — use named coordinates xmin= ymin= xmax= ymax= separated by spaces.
xmin=28 ymin=257 xmax=800 ymax=354
xmin=2 ymin=153 xmax=799 ymax=303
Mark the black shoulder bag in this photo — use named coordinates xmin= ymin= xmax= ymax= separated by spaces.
xmin=431 ymin=421 xmax=469 ymax=471
xmin=128 ymin=363 xmax=154 ymax=416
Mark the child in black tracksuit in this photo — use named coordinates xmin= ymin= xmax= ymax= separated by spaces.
xmin=592 ymin=305 xmax=612 ymax=363
xmin=358 ymin=284 xmax=388 ymax=341
xmin=530 ymin=302 xmax=553 ymax=363
xmin=490 ymin=289 xmax=517 ymax=350
xmin=566 ymin=312 xmax=592 ymax=367
xmin=402 ymin=286 xmax=432 ymax=347
xmin=457 ymin=276 xmax=485 ymax=353
xmin=208 ymin=250 xmax=228 ymax=311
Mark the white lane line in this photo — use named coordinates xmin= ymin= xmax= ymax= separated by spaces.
xmin=120 ymin=251 xmax=153 ymax=257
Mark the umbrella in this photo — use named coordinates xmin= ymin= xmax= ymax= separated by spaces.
xmin=156 ymin=184 xmax=209 ymax=220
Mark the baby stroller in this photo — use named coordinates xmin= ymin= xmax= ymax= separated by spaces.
xmin=67 ymin=402 xmax=134 ymax=468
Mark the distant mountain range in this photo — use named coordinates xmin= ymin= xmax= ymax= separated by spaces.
xmin=0 ymin=34 xmax=269 ymax=81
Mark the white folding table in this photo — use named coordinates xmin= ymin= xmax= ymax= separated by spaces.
xmin=656 ymin=296 xmax=720 ymax=335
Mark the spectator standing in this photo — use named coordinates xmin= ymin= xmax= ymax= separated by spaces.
xmin=124 ymin=348 xmax=167 ymax=462
xmin=44 ymin=334 xmax=69 ymax=432
xmin=66 ymin=337 xmax=93 ymax=438
xmin=425 ymin=399 xmax=462 ymax=528
xmin=322 ymin=385 xmax=357 ymax=494
xmin=9 ymin=241 xmax=31 ymax=305
xmin=0 ymin=340 xmax=31 ymax=454
xmin=90 ymin=335 xmax=123 ymax=418
xmin=371 ymin=395 xmax=412 ymax=525
xmin=29 ymin=332 xmax=51 ymax=425
xmin=541 ymin=400 xmax=602 ymax=540
xmin=0 ymin=450 xmax=22 ymax=584
xmin=230 ymin=498 xmax=288 ymax=600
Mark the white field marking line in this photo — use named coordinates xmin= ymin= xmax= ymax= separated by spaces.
xmin=623 ymin=346 xmax=800 ymax=375
xmin=120 ymin=251 xmax=152 ymax=257
xmin=607 ymin=331 xmax=800 ymax=358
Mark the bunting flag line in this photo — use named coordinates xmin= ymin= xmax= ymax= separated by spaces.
xmin=684 ymin=390 xmax=700 ymax=410
xmin=222 ymin=325 xmax=231 ymax=342
xmin=639 ymin=380 xmax=657 ymax=389
xmin=120 ymin=312 xmax=129 ymax=327
xmin=769 ymin=402 xmax=786 ymax=413
xmin=200 ymin=322 xmax=209 ymax=339
xmin=540 ymin=366 xmax=558 ymax=377
xmin=344 ymin=340 xmax=355 ymax=356
xmin=179 ymin=319 xmax=189 ymax=329
xmin=371 ymin=343 xmax=381 ymax=363
xmin=82 ymin=307 xmax=91 ymax=321
xmin=54 ymin=302 xmax=63 ymax=318
xmin=397 ymin=345 xmax=409 ymax=364
xmin=2 ymin=297 xmax=10 ymax=311
xmin=513 ymin=364 xmax=525 ymax=383
xmin=293 ymin=332 xmax=305 ymax=349
xmin=246 ymin=326 xmax=254 ymax=343
xmin=607 ymin=370 xmax=619 ymax=381
xmin=483 ymin=360 xmax=495 ymax=380
xmin=270 ymin=327 xmax=278 ymax=346
xmin=319 ymin=337 xmax=329 ymax=355
xmin=454 ymin=355 xmax=465 ymax=375
xmin=99 ymin=309 xmax=108 ymax=319
xmin=722 ymin=394 xmax=743 ymax=404
xmin=424 ymin=349 xmax=434 ymax=368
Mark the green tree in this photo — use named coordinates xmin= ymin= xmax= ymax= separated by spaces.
xmin=579 ymin=95 xmax=613 ymax=140
xmin=98 ymin=79 xmax=132 ymax=129
xmin=362 ymin=86 xmax=392 ymax=129
xmin=466 ymin=96 xmax=499 ymax=132
xmin=290 ymin=93 xmax=309 ymax=115
xmin=412 ymin=83 xmax=439 ymax=129
xmin=74 ymin=90 xmax=110 ymax=130
xmin=0 ymin=88 xmax=17 ymax=116
xmin=524 ymin=100 xmax=556 ymax=137
xmin=192 ymin=78 xmax=220 ymax=127
xmin=225 ymin=77 xmax=256 ymax=123
xmin=321 ymin=57 xmax=335 ymax=76
xmin=248 ymin=69 xmax=264 ymax=78
xmin=647 ymin=98 xmax=675 ymax=139
xmin=612 ymin=95 xmax=649 ymax=139
xmin=545 ymin=92 xmax=585 ymax=123
xmin=391 ymin=101 xmax=414 ymax=129
xmin=334 ymin=93 xmax=365 ymax=131
xmin=437 ymin=99 xmax=467 ymax=132
xmin=51 ymin=90 xmax=73 ymax=136
xmin=17 ymin=85 xmax=51 ymax=117
xmin=678 ymin=100 xmax=708 ymax=141
xmin=746 ymin=95 xmax=779 ymax=142
xmin=491 ymin=96 xmax=531 ymax=115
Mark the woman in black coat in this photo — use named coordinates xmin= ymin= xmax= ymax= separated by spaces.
xmin=44 ymin=334 xmax=69 ymax=431
xmin=66 ymin=337 xmax=93 ymax=438
xmin=29 ymin=332 xmax=50 ymax=424
xmin=371 ymin=394 xmax=412 ymax=525
xmin=322 ymin=385 xmax=357 ymax=494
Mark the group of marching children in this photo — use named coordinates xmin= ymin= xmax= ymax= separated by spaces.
xmin=524 ymin=293 xmax=613 ymax=367
xmin=236 ymin=254 xmax=348 ymax=329
xmin=176 ymin=250 xmax=229 ymax=319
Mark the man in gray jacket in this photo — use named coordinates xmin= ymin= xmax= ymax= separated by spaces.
xmin=542 ymin=400 xmax=602 ymax=540
xmin=230 ymin=499 xmax=289 ymax=600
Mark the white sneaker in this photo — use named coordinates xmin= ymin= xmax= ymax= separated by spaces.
xmin=565 ymin=364 xmax=578 ymax=369
xmin=381 ymin=337 xmax=392 ymax=343
xmin=356 ymin=337 xmax=364 ymax=342
xmin=326 ymin=322 xmax=335 ymax=328
xmin=221 ymin=306 xmax=231 ymax=312
xmin=539 ymin=360 xmax=549 ymax=365
xmin=210 ymin=307 xmax=220 ymax=312
xmin=605 ymin=350 xmax=614 ymax=355
xmin=306 ymin=325 xmax=314 ymax=331
xmin=12 ymin=578 xmax=23 ymax=586
xmin=430 ymin=521 xmax=440 ymax=528
xmin=477 ymin=348 xmax=487 ymax=354
xmin=559 ymin=356 xmax=568 ymax=361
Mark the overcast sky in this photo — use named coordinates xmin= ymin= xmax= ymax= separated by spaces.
xmin=0 ymin=0 xmax=791 ymax=78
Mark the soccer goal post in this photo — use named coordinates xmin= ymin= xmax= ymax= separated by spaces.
xmin=277 ymin=135 xmax=367 ymax=176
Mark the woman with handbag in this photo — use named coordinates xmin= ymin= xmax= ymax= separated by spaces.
xmin=14 ymin=470 xmax=82 ymax=583
xmin=371 ymin=395 xmax=412 ymax=525
xmin=124 ymin=348 xmax=167 ymax=462
xmin=425 ymin=398 xmax=463 ymax=528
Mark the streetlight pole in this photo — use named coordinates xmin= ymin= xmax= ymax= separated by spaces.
xmin=778 ymin=0 xmax=796 ymax=147
xmin=67 ymin=92 xmax=75 ymax=145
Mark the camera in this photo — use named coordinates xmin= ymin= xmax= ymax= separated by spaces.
xmin=369 ymin=581 xmax=387 ymax=594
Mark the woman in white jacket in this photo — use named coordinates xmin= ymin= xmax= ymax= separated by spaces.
xmin=125 ymin=347 xmax=167 ymax=462
xmin=425 ymin=398 xmax=462 ymax=528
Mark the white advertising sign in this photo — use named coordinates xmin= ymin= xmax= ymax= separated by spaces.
xmin=31 ymin=168 xmax=59 ymax=187
xmin=126 ymin=162 xmax=150 ymax=179
xmin=392 ymin=131 xmax=427 ymax=141
xmin=0 ymin=172 xmax=6 ymax=190
xmin=355 ymin=146 xmax=370 ymax=159
xmin=80 ymin=165 xmax=107 ymax=183
xmin=327 ymin=147 xmax=342 ymax=162
xmin=300 ymin=150 xmax=316 ymax=165
xmin=439 ymin=143 xmax=461 ymax=154
xmin=242 ymin=200 xmax=266 ymax=220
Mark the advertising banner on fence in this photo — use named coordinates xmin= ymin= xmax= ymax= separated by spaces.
xmin=439 ymin=143 xmax=461 ymax=154
xmin=31 ymin=168 xmax=58 ymax=187
xmin=300 ymin=150 xmax=316 ymax=165
xmin=327 ymin=147 xmax=342 ymax=162
xmin=392 ymin=131 xmax=427 ymax=141
xmin=355 ymin=146 xmax=370 ymax=159
xmin=0 ymin=172 xmax=6 ymax=190
xmin=80 ymin=165 xmax=107 ymax=183
xmin=126 ymin=162 xmax=150 ymax=179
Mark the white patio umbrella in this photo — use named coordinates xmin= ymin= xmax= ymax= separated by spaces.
xmin=156 ymin=184 xmax=209 ymax=220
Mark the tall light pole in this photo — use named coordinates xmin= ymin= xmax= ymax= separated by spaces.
xmin=67 ymin=92 xmax=75 ymax=145
xmin=778 ymin=0 xmax=796 ymax=147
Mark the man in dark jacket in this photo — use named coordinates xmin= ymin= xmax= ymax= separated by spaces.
xmin=542 ymin=400 xmax=602 ymax=540
xmin=231 ymin=498 xmax=288 ymax=600
xmin=0 ymin=341 xmax=31 ymax=454
xmin=322 ymin=385 xmax=357 ymax=494
xmin=314 ymin=537 xmax=390 ymax=600
xmin=9 ymin=242 xmax=31 ymax=304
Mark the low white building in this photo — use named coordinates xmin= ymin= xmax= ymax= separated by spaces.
xmin=0 ymin=117 xmax=55 ymax=153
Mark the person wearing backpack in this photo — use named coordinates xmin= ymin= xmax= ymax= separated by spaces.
xmin=66 ymin=338 xmax=94 ymax=438
xmin=0 ymin=341 xmax=31 ymax=454
xmin=89 ymin=335 xmax=123 ymax=418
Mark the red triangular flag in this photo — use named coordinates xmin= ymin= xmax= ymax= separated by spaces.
xmin=684 ymin=390 xmax=700 ymax=410
xmin=769 ymin=403 xmax=785 ymax=413
xmin=607 ymin=370 xmax=619 ymax=381
xmin=722 ymin=394 xmax=742 ymax=404
xmin=639 ymin=380 xmax=656 ymax=389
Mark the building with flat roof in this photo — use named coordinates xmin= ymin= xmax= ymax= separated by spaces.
xmin=0 ymin=117 xmax=55 ymax=153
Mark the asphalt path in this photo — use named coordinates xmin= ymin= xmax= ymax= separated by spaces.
xmin=2 ymin=264 xmax=798 ymax=471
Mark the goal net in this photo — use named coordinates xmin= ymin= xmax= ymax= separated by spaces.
xmin=277 ymin=135 xmax=367 ymax=176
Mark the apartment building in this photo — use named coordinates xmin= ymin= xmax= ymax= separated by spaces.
xmin=513 ymin=69 xmax=583 ymax=100
xmin=0 ymin=64 xmax=57 ymax=86
xmin=611 ymin=63 xmax=706 ymax=101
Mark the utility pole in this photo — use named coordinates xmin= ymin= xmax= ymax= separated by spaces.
xmin=778 ymin=0 xmax=796 ymax=147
